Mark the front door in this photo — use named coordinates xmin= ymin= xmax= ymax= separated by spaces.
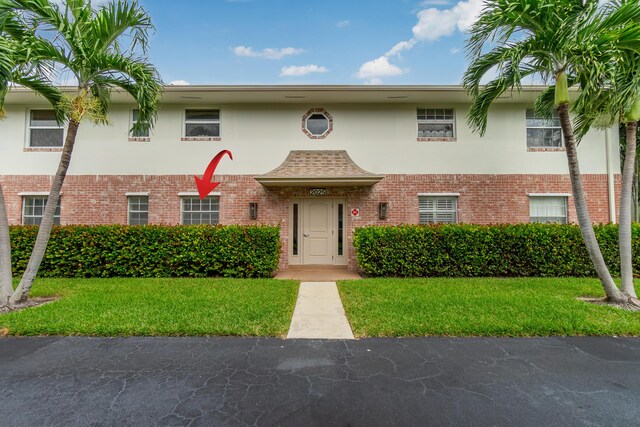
xmin=302 ymin=199 xmax=333 ymax=265
xmin=290 ymin=198 xmax=346 ymax=265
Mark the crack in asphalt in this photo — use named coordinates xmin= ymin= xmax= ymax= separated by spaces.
xmin=0 ymin=336 xmax=638 ymax=426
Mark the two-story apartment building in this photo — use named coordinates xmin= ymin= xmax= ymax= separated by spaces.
xmin=0 ymin=85 xmax=620 ymax=270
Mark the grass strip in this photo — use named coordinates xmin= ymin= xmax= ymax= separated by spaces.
xmin=338 ymin=277 xmax=640 ymax=337
xmin=0 ymin=278 xmax=298 ymax=337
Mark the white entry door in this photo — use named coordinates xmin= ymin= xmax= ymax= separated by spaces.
xmin=302 ymin=199 xmax=333 ymax=265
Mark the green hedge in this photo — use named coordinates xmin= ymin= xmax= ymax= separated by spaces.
xmin=8 ymin=225 xmax=281 ymax=278
xmin=354 ymin=223 xmax=633 ymax=277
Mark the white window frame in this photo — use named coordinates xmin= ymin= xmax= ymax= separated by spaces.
xmin=179 ymin=194 xmax=221 ymax=225
xmin=129 ymin=109 xmax=150 ymax=140
xmin=526 ymin=108 xmax=563 ymax=148
xmin=183 ymin=109 xmax=220 ymax=139
xmin=529 ymin=195 xmax=569 ymax=224
xmin=21 ymin=195 xmax=61 ymax=225
xmin=127 ymin=194 xmax=149 ymax=225
xmin=417 ymin=108 xmax=456 ymax=140
xmin=305 ymin=112 xmax=330 ymax=137
xmin=27 ymin=109 xmax=65 ymax=148
xmin=418 ymin=194 xmax=459 ymax=224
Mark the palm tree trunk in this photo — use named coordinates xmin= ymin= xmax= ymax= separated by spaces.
xmin=557 ymin=104 xmax=625 ymax=302
xmin=620 ymin=122 xmax=638 ymax=298
xmin=0 ymin=183 xmax=13 ymax=306
xmin=9 ymin=119 xmax=80 ymax=305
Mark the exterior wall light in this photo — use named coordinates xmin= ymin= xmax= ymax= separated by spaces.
xmin=249 ymin=203 xmax=258 ymax=220
xmin=379 ymin=202 xmax=388 ymax=220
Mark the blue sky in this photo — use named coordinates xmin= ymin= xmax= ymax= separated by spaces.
xmin=139 ymin=0 xmax=483 ymax=86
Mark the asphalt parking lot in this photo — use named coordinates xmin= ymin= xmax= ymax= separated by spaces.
xmin=0 ymin=336 xmax=638 ymax=426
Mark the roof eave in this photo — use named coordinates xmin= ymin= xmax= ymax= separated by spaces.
xmin=254 ymin=176 xmax=385 ymax=187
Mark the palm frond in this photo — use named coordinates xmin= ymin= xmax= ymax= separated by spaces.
xmin=0 ymin=37 xmax=14 ymax=115
xmin=13 ymin=74 xmax=65 ymax=122
xmin=468 ymin=65 xmax=537 ymax=136
xmin=90 ymin=51 xmax=162 ymax=129
xmin=87 ymin=0 xmax=153 ymax=54
xmin=1 ymin=0 xmax=161 ymax=129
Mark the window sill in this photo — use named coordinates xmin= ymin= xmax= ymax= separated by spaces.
xmin=24 ymin=147 xmax=63 ymax=152
xmin=527 ymin=147 xmax=565 ymax=152
xmin=181 ymin=137 xmax=221 ymax=142
xmin=304 ymin=133 xmax=330 ymax=140
xmin=417 ymin=137 xmax=456 ymax=142
xmin=128 ymin=137 xmax=151 ymax=143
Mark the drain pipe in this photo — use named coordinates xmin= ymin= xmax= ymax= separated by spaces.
xmin=605 ymin=127 xmax=617 ymax=223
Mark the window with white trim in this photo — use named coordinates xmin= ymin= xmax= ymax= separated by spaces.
xmin=526 ymin=109 xmax=562 ymax=148
xmin=529 ymin=196 xmax=568 ymax=224
xmin=22 ymin=196 xmax=61 ymax=225
xmin=28 ymin=110 xmax=64 ymax=147
xmin=306 ymin=113 xmax=329 ymax=136
xmin=128 ymin=196 xmax=149 ymax=225
xmin=417 ymin=108 xmax=455 ymax=139
xmin=130 ymin=109 xmax=149 ymax=138
xmin=181 ymin=196 xmax=220 ymax=225
xmin=184 ymin=109 xmax=220 ymax=138
xmin=419 ymin=196 xmax=458 ymax=224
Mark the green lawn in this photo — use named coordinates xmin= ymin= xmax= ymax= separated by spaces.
xmin=338 ymin=278 xmax=640 ymax=337
xmin=0 ymin=278 xmax=299 ymax=337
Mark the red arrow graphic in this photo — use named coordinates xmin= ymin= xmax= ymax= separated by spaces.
xmin=194 ymin=150 xmax=233 ymax=199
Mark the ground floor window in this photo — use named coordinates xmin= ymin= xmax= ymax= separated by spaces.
xmin=22 ymin=196 xmax=61 ymax=225
xmin=419 ymin=195 xmax=458 ymax=224
xmin=181 ymin=196 xmax=220 ymax=225
xmin=128 ymin=196 xmax=149 ymax=225
xmin=529 ymin=196 xmax=568 ymax=224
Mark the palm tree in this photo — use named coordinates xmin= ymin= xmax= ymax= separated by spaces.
xmin=463 ymin=0 xmax=640 ymax=306
xmin=0 ymin=36 xmax=15 ymax=305
xmin=570 ymin=0 xmax=640 ymax=300
xmin=0 ymin=0 xmax=162 ymax=307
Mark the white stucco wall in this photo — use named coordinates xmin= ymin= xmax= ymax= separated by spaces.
xmin=0 ymin=101 xmax=621 ymax=176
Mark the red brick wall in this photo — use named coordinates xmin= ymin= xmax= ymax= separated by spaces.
xmin=0 ymin=173 xmax=620 ymax=270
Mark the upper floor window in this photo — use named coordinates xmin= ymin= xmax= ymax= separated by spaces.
xmin=529 ymin=196 xmax=568 ymax=224
xmin=22 ymin=196 xmax=61 ymax=226
xmin=181 ymin=196 xmax=220 ymax=225
xmin=302 ymin=108 xmax=333 ymax=139
xmin=29 ymin=110 xmax=64 ymax=147
xmin=526 ymin=109 xmax=562 ymax=148
xmin=417 ymin=108 xmax=455 ymax=140
xmin=130 ymin=109 xmax=150 ymax=139
xmin=419 ymin=195 xmax=458 ymax=224
xmin=184 ymin=109 xmax=220 ymax=139
xmin=128 ymin=195 xmax=149 ymax=225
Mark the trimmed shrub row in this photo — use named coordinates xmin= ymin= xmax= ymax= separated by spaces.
xmin=353 ymin=223 xmax=634 ymax=277
xmin=8 ymin=225 xmax=281 ymax=278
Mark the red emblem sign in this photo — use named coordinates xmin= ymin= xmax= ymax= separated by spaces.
xmin=351 ymin=208 xmax=360 ymax=217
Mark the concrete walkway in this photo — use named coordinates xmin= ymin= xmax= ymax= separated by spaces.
xmin=287 ymin=282 xmax=355 ymax=339
xmin=275 ymin=265 xmax=361 ymax=281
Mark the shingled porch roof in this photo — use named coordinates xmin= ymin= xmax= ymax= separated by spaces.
xmin=254 ymin=150 xmax=384 ymax=187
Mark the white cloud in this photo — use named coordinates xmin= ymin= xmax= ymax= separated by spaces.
xmin=450 ymin=47 xmax=461 ymax=54
xmin=232 ymin=46 xmax=304 ymax=60
xmin=280 ymin=64 xmax=329 ymax=77
xmin=169 ymin=80 xmax=190 ymax=85
xmin=355 ymin=0 xmax=481 ymax=82
xmin=336 ymin=20 xmax=350 ymax=28
xmin=364 ymin=78 xmax=384 ymax=85
xmin=420 ymin=0 xmax=451 ymax=6
xmin=357 ymin=56 xmax=407 ymax=79
xmin=412 ymin=0 xmax=483 ymax=42
xmin=386 ymin=39 xmax=417 ymax=57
